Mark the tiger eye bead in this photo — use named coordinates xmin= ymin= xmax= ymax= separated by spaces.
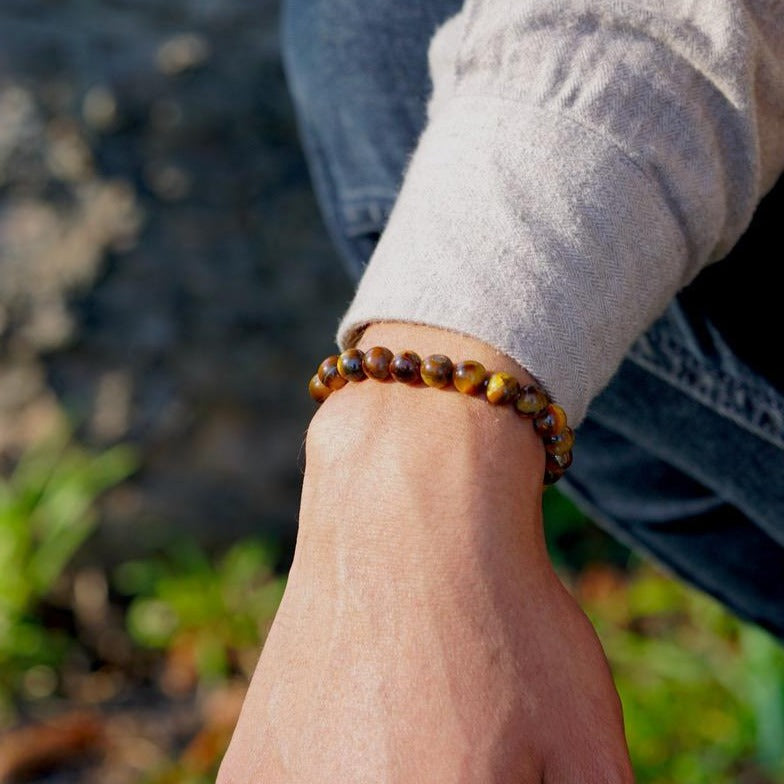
xmin=545 ymin=426 xmax=575 ymax=456
xmin=546 ymin=449 xmax=573 ymax=472
xmin=515 ymin=384 xmax=549 ymax=418
xmin=453 ymin=360 xmax=487 ymax=395
xmin=362 ymin=346 xmax=394 ymax=380
xmin=308 ymin=374 xmax=331 ymax=403
xmin=543 ymin=469 xmax=563 ymax=486
xmin=543 ymin=450 xmax=573 ymax=485
xmin=486 ymin=372 xmax=520 ymax=405
xmin=390 ymin=350 xmax=422 ymax=384
xmin=337 ymin=348 xmax=367 ymax=382
xmin=421 ymin=354 xmax=454 ymax=388
xmin=318 ymin=355 xmax=347 ymax=391
xmin=533 ymin=403 xmax=568 ymax=437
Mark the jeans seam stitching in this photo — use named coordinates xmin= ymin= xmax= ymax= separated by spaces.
xmin=628 ymin=340 xmax=784 ymax=451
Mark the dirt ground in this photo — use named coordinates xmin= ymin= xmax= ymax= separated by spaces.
xmin=0 ymin=4 xmax=353 ymax=777
xmin=0 ymin=0 xmax=353 ymax=559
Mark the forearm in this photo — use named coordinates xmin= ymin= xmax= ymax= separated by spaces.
xmin=220 ymin=324 xmax=633 ymax=783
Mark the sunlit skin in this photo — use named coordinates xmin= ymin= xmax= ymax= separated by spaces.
xmin=219 ymin=323 xmax=634 ymax=783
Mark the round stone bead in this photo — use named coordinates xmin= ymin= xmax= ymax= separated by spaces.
xmin=533 ymin=403 xmax=568 ymax=438
xmin=515 ymin=384 xmax=549 ymax=418
xmin=308 ymin=374 xmax=331 ymax=403
xmin=453 ymin=360 xmax=487 ymax=395
xmin=362 ymin=346 xmax=394 ymax=380
xmin=318 ymin=355 xmax=347 ymax=391
xmin=421 ymin=354 xmax=454 ymax=388
xmin=390 ymin=350 xmax=422 ymax=384
xmin=337 ymin=348 xmax=366 ymax=381
xmin=546 ymin=450 xmax=573 ymax=472
xmin=543 ymin=450 xmax=572 ymax=485
xmin=543 ymin=469 xmax=563 ymax=486
xmin=545 ymin=426 xmax=575 ymax=456
xmin=485 ymin=372 xmax=520 ymax=405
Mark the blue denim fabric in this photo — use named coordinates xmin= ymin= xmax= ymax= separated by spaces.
xmin=281 ymin=0 xmax=784 ymax=639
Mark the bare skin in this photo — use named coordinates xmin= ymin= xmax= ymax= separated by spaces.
xmin=218 ymin=324 xmax=634 ymax=783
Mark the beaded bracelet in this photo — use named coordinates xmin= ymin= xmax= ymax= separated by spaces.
xmin=308 ymin=347 xmax=574 ymax=485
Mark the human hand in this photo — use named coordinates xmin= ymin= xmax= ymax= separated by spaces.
xmin=218 ymin=325 xmax=634 ymax=783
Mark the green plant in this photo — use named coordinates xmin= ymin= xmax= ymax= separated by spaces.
xmin=115 ymin=537 xmax=286 ymax=685
xmin=544 ymin=488 xmax=784 ymax=783
xmin=578 ymin=566 xmax=784 ymax=783
xmin=0 ymin=430 xmax=136 ymax=721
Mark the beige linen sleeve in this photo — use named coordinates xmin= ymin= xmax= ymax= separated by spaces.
xmin=336 ymin=0 xmax=784 ymax=424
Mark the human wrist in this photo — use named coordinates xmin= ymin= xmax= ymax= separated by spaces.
xmin=311 ymin=321 xmax=573 ymax=484
xmin=298 ymin=323 xmax=552 ymax=576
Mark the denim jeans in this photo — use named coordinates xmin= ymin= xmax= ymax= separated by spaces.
xmin=281 ymin=0 xmax=784 ymax=639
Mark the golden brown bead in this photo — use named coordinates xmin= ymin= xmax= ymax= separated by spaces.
xmin=421 ymin=354 xmax=454 ymax=388
xmin=318 ymin=355 xmax=348 ymax=390
xmin=545 ymin=426 xmax=575 ymax=456
xmin=543 ymin=450 xmax=572 ymax=485
xmin=362 ymin=346 xmax=394 ymax=380
xmin=486 ymin=372 xmax=520 ymax=405
xmin=453 ymin=360 xmax=487 ymax=395
xmin=337 ymin=348 xmax=367 ymax=381
xmin=390 ymin=350 xmax=422 ymax=384
xmin=515 ymin=384 xmax=549 ymax=418
xmin=546 ymin=450 xmax=573 ymax=472
xmin=308 ymin=374 xmax=331 ymax=403
xmin=533 ymin=403 xmax=567 ymax=438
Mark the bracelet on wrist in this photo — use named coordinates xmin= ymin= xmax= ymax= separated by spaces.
xmin=308 ymin=347 xmax=574 ymax=486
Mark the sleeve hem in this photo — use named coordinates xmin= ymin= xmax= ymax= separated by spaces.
xmin=337 ymin=94 xmax=689 ymax=424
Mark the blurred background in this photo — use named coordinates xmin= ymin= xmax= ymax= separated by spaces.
xmin=0 ymin=2 xmax=782 ymax=782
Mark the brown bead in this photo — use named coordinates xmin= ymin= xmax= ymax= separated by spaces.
xmin=545 ymin=426 xmax=575 ymax=456
xmin=543 ymin=469 xmax=563 ymax=486
xmin=390 ymin=350 xmax=422 ymax=384
xmin=515 ymin=384 xmax=549 ymax=418
xmin=318 ymin=355 xmax=348 ymax=390
xmin=453 ymin=361 xmax=487 ymax=395
xmin=421 ymin=354 xmax=454 ymax=388
xmin=337 ymin=348 xmax=366 ymax=381
xmin=362 ymin=346 xmax=394 ymax=380
xmin=308 ymin=374 xmax=331 ymax=403
xmin=533 ymin=403 xmax=568 ymax=438
xmin=546 ymin=450 xmax=573 ymax=472
xmin=485 ymin=372 xmax=520 ymax=405
xmin=543 ymin=451 xmax=572 ymax=485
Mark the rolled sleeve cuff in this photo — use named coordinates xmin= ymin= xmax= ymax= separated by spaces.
xmin=337 ymin=94 xmax=688 ymax=425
